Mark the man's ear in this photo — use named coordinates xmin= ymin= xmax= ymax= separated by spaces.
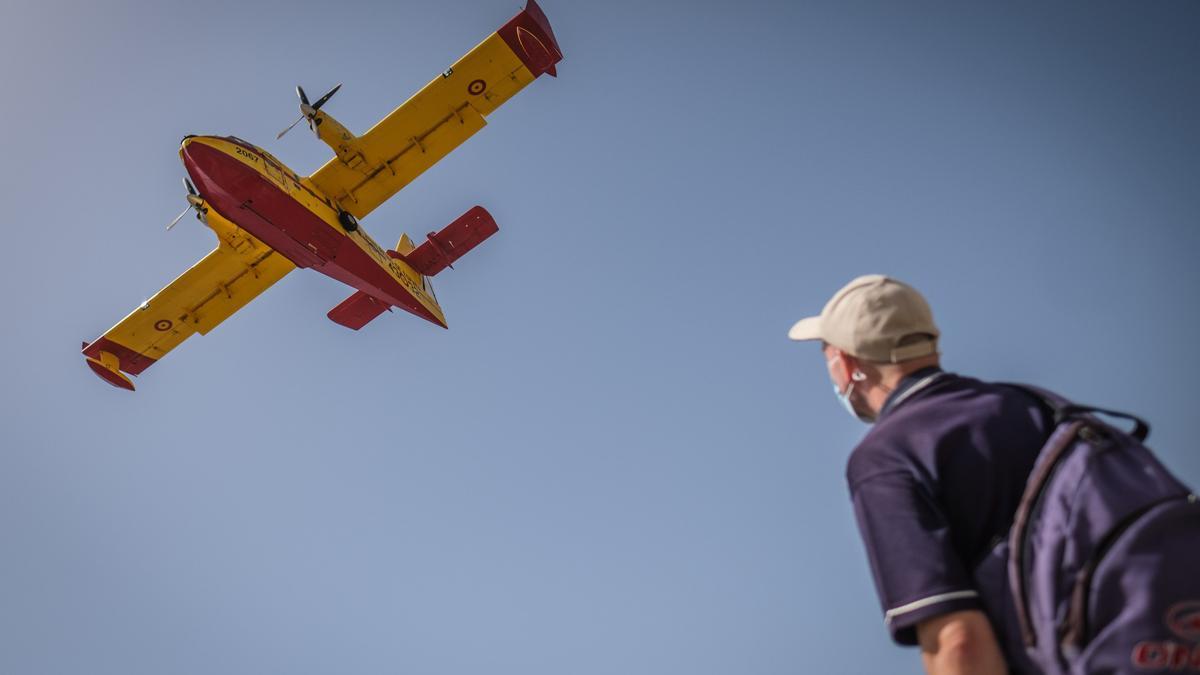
xmin=829 ymin=347 xmax=853 ymax=381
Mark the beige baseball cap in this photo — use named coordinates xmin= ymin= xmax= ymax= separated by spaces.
xmin=788 ymin=274 xmax=940 ymax=363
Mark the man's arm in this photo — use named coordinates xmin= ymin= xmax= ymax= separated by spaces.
xmin=917 ymin=610 xmax=1007 ymax=675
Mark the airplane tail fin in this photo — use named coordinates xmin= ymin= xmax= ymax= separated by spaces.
xmin=394 ymin=232 xmax=445 ymax=319
xmin=328 ymin=208 xmax=495 ymax=331
xmin=326 ymin=232 xmax=446 ymax=331
xmin=395 ymin=232 xmax=416 ymax=257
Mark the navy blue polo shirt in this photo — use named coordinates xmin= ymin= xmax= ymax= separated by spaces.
xmin=846 ymin=368 xmax=1052 ymax=646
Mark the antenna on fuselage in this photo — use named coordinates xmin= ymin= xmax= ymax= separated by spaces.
xmin=276 ymin=83 xmax=342 ymax=140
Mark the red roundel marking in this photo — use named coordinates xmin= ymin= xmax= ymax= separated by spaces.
xmin=467 ymin=79 xmax=486 ymax=95
xmin=154 ymin=319 xmax=173 ymax=332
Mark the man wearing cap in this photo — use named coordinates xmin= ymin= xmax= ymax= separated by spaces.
xmin=789 ymin=275 xmax=1051 ymax=675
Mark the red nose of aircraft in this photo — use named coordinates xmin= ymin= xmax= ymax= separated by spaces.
xmin=179 ymin=136 xmax=259 ymax=204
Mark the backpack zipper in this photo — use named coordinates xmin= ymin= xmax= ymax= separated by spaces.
xmin=1059 ymin=493 xmax=1192 ymax=649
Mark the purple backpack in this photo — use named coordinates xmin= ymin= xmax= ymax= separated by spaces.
xmin=986 ymin=386 xmax=1200 ymax=674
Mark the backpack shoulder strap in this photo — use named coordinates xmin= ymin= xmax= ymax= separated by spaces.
xmin=998 ymin=382 xmax=1150 ymax=442
xmin=998 ymin=382 xmax=1072 ymax=412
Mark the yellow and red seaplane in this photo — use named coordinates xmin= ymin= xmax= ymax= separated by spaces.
xmin=82 ymin=1 xmax=562 ymax=391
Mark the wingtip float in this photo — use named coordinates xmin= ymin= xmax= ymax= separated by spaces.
xmin=82 ymin=2 xmax=562 ymax=391
xmin=500 ymin=0 xmax=563 ymax=78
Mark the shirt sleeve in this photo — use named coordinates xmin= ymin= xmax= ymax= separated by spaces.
xmin=849 ymin=468 xmax=982 ymax=645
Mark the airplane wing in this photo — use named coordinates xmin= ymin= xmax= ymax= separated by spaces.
xmin=82 ymin=211 xmax=294 ymax=390
xmin=307 ymin=0 xmax=562 ymax=220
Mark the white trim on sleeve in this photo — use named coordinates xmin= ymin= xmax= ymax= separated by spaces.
xmin=883 ymin=590 xmax=979 ymax=625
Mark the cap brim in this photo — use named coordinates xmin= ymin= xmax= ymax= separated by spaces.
xmin=787 ymin=316 xmax=823 ymax=341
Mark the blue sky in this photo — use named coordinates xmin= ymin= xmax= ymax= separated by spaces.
xmin=2 ymin=1 xmax=1198 ymax=673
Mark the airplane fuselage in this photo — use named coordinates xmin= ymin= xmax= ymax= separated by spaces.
xmin=180 ymin=135 xmax=447 ymax=327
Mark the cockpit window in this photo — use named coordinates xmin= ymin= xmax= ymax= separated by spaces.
xmin=225 ymin=136 xmax=261 ymax=154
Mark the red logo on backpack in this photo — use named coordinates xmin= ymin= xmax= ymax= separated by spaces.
xmin=1168 ymin=602 xmax=1200 ymax=641
xmin=1131 ymin=602 xmax=1200 ymax=671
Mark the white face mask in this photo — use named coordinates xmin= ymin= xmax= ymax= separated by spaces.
xmin=828 ymin=354 xmax=877 ymax=424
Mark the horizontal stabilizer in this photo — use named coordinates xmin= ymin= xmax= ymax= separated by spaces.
xmin=397 ymin=206 xmax=498 ymax=277
xmin=328 ymin=291 xmax=391 ymax=330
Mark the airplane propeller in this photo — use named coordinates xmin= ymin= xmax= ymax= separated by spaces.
xmin=276 ymin=83 xmax=342 ymax=140
xmin=166 ymin=177 xmax=205 ymax=231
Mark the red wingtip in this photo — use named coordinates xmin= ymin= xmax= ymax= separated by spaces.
xmin=524 ymin=1 xmax=560 ymax=50
xmin=499 ymin=0 xmax=563 ymax=78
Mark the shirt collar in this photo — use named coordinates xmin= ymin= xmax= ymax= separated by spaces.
xmin=879 ymin=366 xmax=945 ymax=419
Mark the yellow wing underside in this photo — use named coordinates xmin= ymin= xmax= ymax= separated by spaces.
xmin=308 ymin=32 xmax=536 ymax=220
xmin=91 ymin=209 xmax=294 ymax=372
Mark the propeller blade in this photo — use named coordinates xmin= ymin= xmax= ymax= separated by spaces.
xmin=276 ymin=115 xmax=304 ymax=140
xmin=166 ymin=205 xmax=192 ymax=231
xmin=183 ymin=176 xmax=197 ymax=196
xmin=296 ymin=85 xmax=309 ymax=107
xmin=311 ymin=83 xmax=342 ymax=110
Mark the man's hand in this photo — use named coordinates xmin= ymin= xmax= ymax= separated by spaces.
xmin=916 ymin=610 xmax=1007 ymax=675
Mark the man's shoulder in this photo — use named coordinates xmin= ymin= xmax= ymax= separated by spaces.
xmin=846 ymin=373 xmax=1042 ymax=489
xmin=846 ymin=434 xmax=910 ymax=491
xmin=878 ymin=372 xmax=1029 ymax=428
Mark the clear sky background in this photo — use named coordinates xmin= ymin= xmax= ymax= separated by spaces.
xmin=1 ymin=1 xmax=1198 ymax=673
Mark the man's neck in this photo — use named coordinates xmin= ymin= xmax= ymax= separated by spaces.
xmin=867 ymin=356 xmax=942 ymax=414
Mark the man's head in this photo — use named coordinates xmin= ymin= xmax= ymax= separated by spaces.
xmin=789 ymin=275 xmax=941 ymax=422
